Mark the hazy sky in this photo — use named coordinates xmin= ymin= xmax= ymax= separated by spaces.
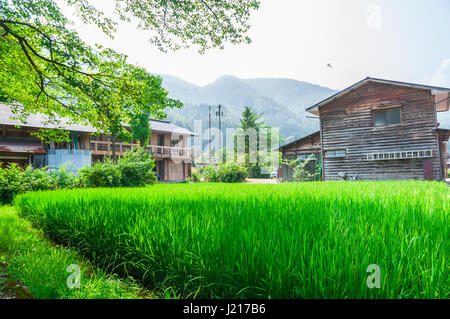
xmin=58 ymin=0 xmax=450 ymax=90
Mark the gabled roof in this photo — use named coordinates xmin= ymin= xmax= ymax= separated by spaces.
xmin=306 ymin=77 xmax=450 ymax=115
xmin=150 ymin=119 xmax=197 ymax=136
xmin=279 ymin=130 xmax=320 ymax=151
xmin=0 ymin=103 xmax=197 ymax=136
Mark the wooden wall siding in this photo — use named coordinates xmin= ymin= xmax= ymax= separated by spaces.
xmin=281 ymin=132 xmax=321 ymax=155
xmin=320 ymin=82 xmax=441 ymax=181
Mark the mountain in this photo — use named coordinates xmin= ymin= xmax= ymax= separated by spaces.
xmin=158 ymin=74 xmax=337 ymax=144
xmin=159 ymin=74 xmax=450 ymax=146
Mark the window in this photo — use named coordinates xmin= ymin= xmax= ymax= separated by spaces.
xmin=374 ymin=108 xmax=401 ymax=127
xmin=367 ymin=150 xmax=433 ymax=161
xmin=296 ymin=153 xmax=317 ymax=161
xmin=157 ymin=134 xmax=165 ymax=146
xmin=171 ymin=136 xmax=183 ymax=147
xmin=325 ymin=150 xmax=346 ymax=158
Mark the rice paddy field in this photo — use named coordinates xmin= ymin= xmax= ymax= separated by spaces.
xmin=14 ymin=181 xmax=449 ymax=299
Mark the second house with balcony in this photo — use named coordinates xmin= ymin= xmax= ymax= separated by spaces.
xmin=0 ymin=103 xmax=197 ymax=182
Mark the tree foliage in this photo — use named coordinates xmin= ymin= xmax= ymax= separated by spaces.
xmin=130 ymin=111 xmax=151 ymax=148
xmin=0 ymin=0 xmax=259 ymax=140
xmin=283 ymin=154 xmax=316 ymax=182
xmin=112 ymin=0 xmax=260 ymax=53
xmin=234 ymin=106 xmax=274 ymax=177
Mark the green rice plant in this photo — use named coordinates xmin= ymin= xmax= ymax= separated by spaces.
xmin=14 ymin=181 xmax=449 ymax=299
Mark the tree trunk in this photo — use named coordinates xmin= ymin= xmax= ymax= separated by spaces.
xmin=112 ymin=136 xmax=117 ymax=164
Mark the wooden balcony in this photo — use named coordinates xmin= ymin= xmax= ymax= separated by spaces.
xmin=89 ymin=140 xmax=194 ymax=160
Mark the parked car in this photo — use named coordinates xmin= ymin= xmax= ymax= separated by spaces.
xmin=270 ymin=169 xmax=278 ymax=179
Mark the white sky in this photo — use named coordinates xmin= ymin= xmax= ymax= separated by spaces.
xmin=57 ymin=0 xmax=450 ymax=90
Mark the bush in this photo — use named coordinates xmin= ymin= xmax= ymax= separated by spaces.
xmin=0 ymin=163 xmax=79 ymax=204
xmin=217 ymin=163 xmax=248 ymax=183
xmin=79 ymin=148 xmax=156 ymax=188
xmin=0 ymin=163 xmax=26 ymax=204
xmin=200 ymin=163 xmax=248 ymax=183
xmin=0 ymin=148 xmax=156 ymax=203
xmin=117 ymin=148 xmax=156 ymax=187
xmin=79 ymin=159 xmax=121 ymax=188
xmin=201 ymin=164 xmax=220 ymax=182
xmin=187 ymin=167 xmax=201 ymax=183
xmin=283 ymin=154 xmax=316 ymax=182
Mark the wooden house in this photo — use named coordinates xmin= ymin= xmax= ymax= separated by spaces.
xmin=0 ymin=104 xmax=197 ymax=182
xmin=279 ymin=131 xmax=321 ymax=182
xmin=304 ymin=77 xmax=450 ymax=181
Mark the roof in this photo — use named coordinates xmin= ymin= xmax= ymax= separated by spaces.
xmin=150 ymin=119 xmax=197 ymax=136
xmin=0 ymin=104 xmax=98 ymax=133
xmin=306 ymin=77 xmax=450 ymax=115
xmin=437 ymin=128 xmax=450 ymax=138
xmin=0 ymin=103 xmax=197 ymax=136
xmin=279 ymin=131 xmax=320 ymax=151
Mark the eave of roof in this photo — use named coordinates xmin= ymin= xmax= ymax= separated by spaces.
xmin=279 ymin=131 xmax=320 ymax=150
xmin=306 ymin=77 xmax=450 ymax=115
xmin=436 ymin=127 xmax=450 ymax=135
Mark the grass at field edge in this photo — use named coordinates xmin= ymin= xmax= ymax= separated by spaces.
xmin=0 ymin=206 xmax=151 ymax=299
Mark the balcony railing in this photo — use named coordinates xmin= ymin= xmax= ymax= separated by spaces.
xmin=89 ymin=140 xmax=194 ymax=159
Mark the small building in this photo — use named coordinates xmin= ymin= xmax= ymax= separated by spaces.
xmin=279 ymin=131 xmax=321 ymax=182
xmin=0 ymin=104 xmax=197 ymax=182
xmin=304 ymin=77 xmax=450 ymax=181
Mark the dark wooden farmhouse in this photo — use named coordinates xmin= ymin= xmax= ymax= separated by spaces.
xmin=300 ymin=77 xmax=450 ymax=181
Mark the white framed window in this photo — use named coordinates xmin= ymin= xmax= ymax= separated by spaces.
xmin=325 ymin=150 xmax=346 ymax=158
xmin=367 ymin=150 xmax=433 ymax=161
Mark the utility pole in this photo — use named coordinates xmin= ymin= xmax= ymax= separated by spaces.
xmin=208 ymin=106 xmax=212 ymax=164
xmin=216 ymin=104 xmax=223 ymax=162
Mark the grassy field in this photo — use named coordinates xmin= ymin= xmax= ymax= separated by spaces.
xmin=0 ymin=206 xmax=149 ymax=299
xmin=14 ymin=181 xmax=449 ymax=299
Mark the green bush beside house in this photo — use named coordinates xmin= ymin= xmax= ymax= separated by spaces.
xmin=0 ymin=147 xmax=157 ymax=204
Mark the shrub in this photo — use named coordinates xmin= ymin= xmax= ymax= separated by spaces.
xmin=0 ymin=163 xmax=79 ymax=204
xmin=79 ymin=148 xmax=156 ymax=188
xmin=117 ymin=148 xmax=156 ymax=187
xmin=200 ymin=163 xmax=248 ymax=183
xmin=0 ymin=148 xmax=156 ymax=203
xmin=217 ymin=162 xmax=248 ymax=183
xmin=284 ymin=154 xmax=316 ymax=182
xmin=79 ymin=159 xmax=121 ymax=188
xmin=0 ymin=163 xmax=26 ymax=204
xmin=51 ymin=163 xmax=80 ymax=189
xmin=201 ymin=164 xmax=220 ymax=182
xmin=187 ymin=167 xmax=201 ymax=183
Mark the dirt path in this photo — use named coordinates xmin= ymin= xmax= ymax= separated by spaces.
xmin=246 ymin=178 xmax=279 ymax=184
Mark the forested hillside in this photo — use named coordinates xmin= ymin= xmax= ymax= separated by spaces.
xmin=160 ymin=74 xmax=336 ymax=144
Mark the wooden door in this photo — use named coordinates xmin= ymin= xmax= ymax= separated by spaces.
xmin=423 ymin=161 xmax=434 ymax=181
